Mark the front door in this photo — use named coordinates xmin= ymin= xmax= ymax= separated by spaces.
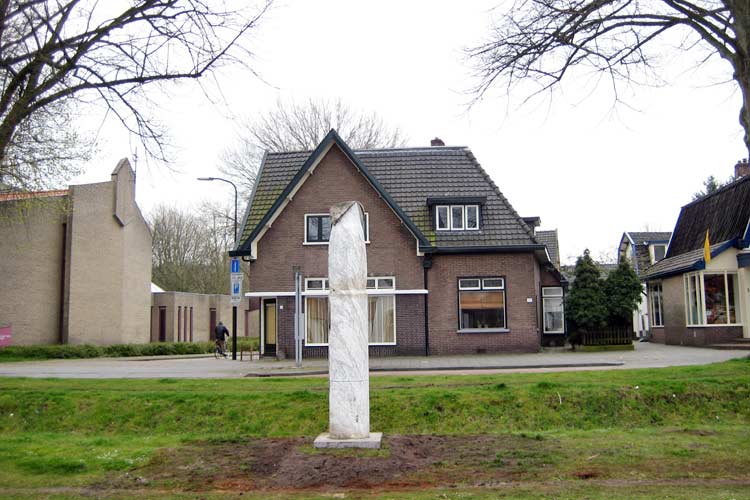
xmin=263 ymin=299 xmax=277 ymax=356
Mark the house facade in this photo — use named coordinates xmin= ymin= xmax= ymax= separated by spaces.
xmin=617 ymin=231 xmax=672 ymax=337
xmin=230 ymin=130 xmax=564 ymax=357
xmin=642 ymin=160 xmax=750 ymax=346
xmin=0 ymin=159 xmax=152 ymax=346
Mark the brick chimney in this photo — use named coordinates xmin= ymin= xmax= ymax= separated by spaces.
xmin=430 ymin=137 xmax=445 ymax=147
xmin=735 ymin=158 xmax=749 ymax=179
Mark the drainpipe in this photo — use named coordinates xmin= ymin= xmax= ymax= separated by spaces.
xmin=422 ymin=255 xmax=433 ymax=356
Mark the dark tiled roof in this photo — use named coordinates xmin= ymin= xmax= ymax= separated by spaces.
xmin=618 ymin=231 xmax=672 ymax=277
xmin=627 ymin=232 xmax=672 ymax=245
xmin=642 ymin=240 xmax=732 ymax=280
xmin=535 ymin=230 xmax=560 ymax=268
xmin=667 ymin=174 xmax=750 ymax=258
xmin=237 ymin=133 xmax=539 ymax=252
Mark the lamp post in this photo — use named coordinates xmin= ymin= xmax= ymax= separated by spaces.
xmin=198 ymin=176 xmax=239 ymax=360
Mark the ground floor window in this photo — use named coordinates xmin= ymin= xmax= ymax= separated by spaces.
xmin=304 ymin=277 xmax=396 ymax=345
xmin=458 ymin=277 xmax=506 ymax=330
xmin=542 ymin=286 xmax=564 ymax=333
xmin=684 ymin=271 xmax=740 ymax=326
xmin=648 ymin=282 xmax=663 ymax=327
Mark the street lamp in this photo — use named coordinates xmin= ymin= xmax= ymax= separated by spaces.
xmin=197 ymin=176 xmax=238 ymax=244
xmin=198 ymin=176 xmax=239 ymax=360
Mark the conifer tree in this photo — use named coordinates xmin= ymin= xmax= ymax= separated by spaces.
xmin=604 ymin=262 xmax=643 ymax=327
xmin=566 ymin=249 xmax=608 ymax=336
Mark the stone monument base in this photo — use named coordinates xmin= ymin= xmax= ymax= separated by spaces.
xmin=313 ymin=432 xmax=382 ymax=449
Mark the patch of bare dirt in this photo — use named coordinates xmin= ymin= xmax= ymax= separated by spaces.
xmin=112 ymin=434 xmax=559 ymax=492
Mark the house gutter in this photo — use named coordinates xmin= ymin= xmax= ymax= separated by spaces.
xmin=422 ymin=255 xmax=432 ymax=356
xmin=420 ymin=244 xmax=546 ymax=254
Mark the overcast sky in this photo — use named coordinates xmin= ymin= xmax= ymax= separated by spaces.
xmin=73 ymin=0 xmax=746 ymax=264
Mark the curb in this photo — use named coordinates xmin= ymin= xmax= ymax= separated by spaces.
xmin=244 ymin=361 xmax=624 ymax=377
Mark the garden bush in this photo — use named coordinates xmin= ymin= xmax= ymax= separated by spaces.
xmin=0 ymin=337 xmax=259 ymax=361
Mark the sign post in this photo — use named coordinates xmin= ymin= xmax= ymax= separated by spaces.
xmin=230 ymin=258 xmax=243 ymax=360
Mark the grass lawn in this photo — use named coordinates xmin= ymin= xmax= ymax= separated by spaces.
xmin=0 ymin=358 xmax=748 ymax=499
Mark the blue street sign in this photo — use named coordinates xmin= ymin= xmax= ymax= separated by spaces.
xmin=233 ymin=282 xmax=240 ymax=295
xmin=230 ymin=257 xmax=240 ymax=274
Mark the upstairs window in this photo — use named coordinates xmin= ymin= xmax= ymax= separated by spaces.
xmin=305 ymin=213 xmax=369 ymax=244
xmin=436 ymin=205 xmax=479 ymax=231
xmin=651 ymin=244 xmax=667 ymax=263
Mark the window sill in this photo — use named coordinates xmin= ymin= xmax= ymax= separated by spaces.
xmin=685 ymin=323 xmax=743 ymax=328
xmin=651 ymin=325 xmax=664 ymax=329
xmin=543 ymin=331 xmax=565 ymax=335
xmin=457 ymin=328 xmax=509 ymax=334
xmin=303 ymin=241 xmax=371 ymax=246
xmin=303 ymin=342 xmax=397 ymax=347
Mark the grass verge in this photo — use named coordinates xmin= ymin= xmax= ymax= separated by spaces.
xmin=0 ymin=358 xmax=747 ymax=498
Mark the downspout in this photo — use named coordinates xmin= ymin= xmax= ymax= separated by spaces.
xmin=422 ymin=255 xmax=432 ymax=356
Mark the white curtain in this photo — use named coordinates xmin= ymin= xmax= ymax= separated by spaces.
xmin=369 ymin=296 xmax=395 ymax=343
xmin=306 ymin=297 xmax=329 ymax=344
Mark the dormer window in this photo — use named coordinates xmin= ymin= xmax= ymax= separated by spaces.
xmin=436 ymin=205 xmax=479 ymax=231
xmin=650 ymin=244 xmax=667 ymax=263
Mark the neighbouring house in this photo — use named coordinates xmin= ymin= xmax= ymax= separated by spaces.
xmin=149 ymin=291 xmax=259 ymax=343
xmin=229 ymin=130 xmax=564 ymax=357
xmin=617 ymin=231 xmax=672 ymax=338
xmin=641 ymin=160 xmax=750 ymax=347
xmin=0 ymin=159 xmax=152 ymax=346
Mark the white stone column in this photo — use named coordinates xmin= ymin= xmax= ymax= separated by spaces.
xmin=327 ymin=201 xmax=370 ymax=439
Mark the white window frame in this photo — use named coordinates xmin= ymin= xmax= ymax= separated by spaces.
xmin=542 ymin=286 xmax=565 ymax=334
xmin=304 ymin=213 xmax=369 ymax=245
xmin=648 ymin=282 xmax=664 ymax=328
xmin=684 ymin=271 xmax=742 ymax=327
xmin=450 ymin=205 xmax=465 ymax=230
xmin=650 ymin=244 xmax=667 ymax=264
xmin=458 ymin=278 xmax=481 ymax=290
xmin=465 ymin=205 xmax=479 ymax=230
xmin=436 ymin=206 xmax=449 ymax=230
xmin=304 ymin=276 xmax=397 ymax=346
xmin=458 ymin=276 xmax=507 ymax=331
xmin=436 ymin=205 xmax=480 ymax=231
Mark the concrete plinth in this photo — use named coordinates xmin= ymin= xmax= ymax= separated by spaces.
xmin=313 ymin=432 xmax=383 ymax=449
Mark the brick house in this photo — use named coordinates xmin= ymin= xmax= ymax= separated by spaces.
xmin=230 ymin=130 xmax=564 ymax=357
xmin=641 ymin=160 xmax=750 ymax=346
xmin=617 ymin=231 xmax=672 ymax=338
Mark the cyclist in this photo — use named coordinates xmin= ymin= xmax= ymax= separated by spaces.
xmin=214 ymin=321 xmax=229 ymax=357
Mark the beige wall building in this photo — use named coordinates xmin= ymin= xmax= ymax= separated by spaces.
xmin=150 ymin=293 xmax=259 ymax=343
xmin=0 ymin=159 xmax=152 ymax=346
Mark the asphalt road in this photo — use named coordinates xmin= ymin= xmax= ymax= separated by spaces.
xmin=0 ymin=342 xmax=745 ymax=379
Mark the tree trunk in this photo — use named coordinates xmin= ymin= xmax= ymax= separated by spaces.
xmin=737 ymin=56 xmax=750 ymax=160
xmin=732 ymin=0 xmax=750 ymax=159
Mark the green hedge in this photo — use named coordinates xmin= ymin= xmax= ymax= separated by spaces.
xmin=0 ymin=338 xmax=260 ymax=361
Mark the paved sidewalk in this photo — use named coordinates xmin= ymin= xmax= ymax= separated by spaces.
xmin=0 ymin=342 xmax=745 ymax=379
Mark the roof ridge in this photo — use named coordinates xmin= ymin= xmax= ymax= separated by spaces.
xmin=681 ymin=173 xmax=750 ymax=209
xmin=265 ymin=146 xmax=469 ymax=156
xmin=463 ymin=149 xmax=538 ymax=243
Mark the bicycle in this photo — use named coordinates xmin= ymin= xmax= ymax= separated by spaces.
xmin=214 ymin=340 xmax=227 ymax=359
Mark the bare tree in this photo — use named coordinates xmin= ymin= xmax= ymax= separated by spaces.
xmin=0 ymin=0 xmax=272 ymax=191
xmin=219 ymin=98 xmax=407 ymax=197
xmin=149 ymin=202 xmax=235 ymax=294
xmin=467 ymin=0 xmax=750 ymax=156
